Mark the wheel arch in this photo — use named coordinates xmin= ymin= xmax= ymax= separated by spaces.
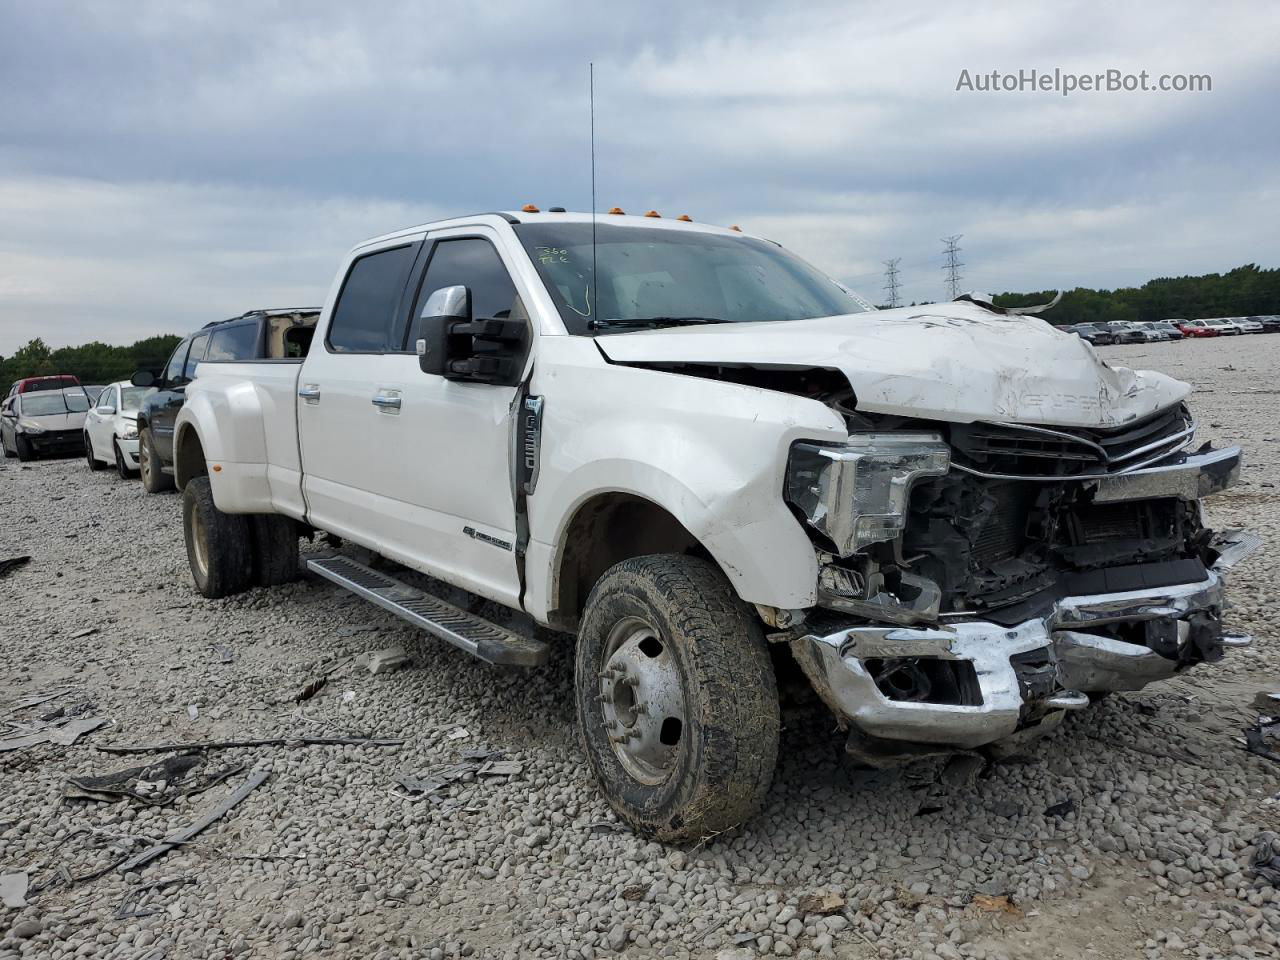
xmin=174 ymin=421 xmax=208 ymax=491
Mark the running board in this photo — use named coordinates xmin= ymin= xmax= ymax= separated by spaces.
xmin=307 ymin=555 xmax=548 ymax=668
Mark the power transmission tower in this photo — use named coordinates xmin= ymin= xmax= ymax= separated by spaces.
xmin=941 ymin=235 xmax=964 ymax=299
xmin=883 ymin=258 xmax=902 ymax=308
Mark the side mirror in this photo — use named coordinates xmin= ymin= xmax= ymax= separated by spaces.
xmin=416 ymin=286 xmax=527 ymax=385
xmin=131 ymin=370 xmax=156 ymax=388
xmin=96 ymin=406 xmax=113 ymax=415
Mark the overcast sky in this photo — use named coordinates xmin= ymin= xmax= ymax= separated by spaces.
xmin=1 ymin=0 xmax=1277 ymax=353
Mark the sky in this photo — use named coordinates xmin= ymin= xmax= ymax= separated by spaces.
xmin=1 ymin=0 xmax=1277 ymax=353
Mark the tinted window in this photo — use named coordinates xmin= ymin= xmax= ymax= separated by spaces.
xmin=164 ymin=338 xmax=191 ymax=384
xmin=409 ymin=238 xmax=520 ymax=346
xmin=328 ymin=245 xmax=417 ymax=353
xmin=182 ymin=333 xmax=209 ymax=382
xmin=206 ymin=322 xmax=261 ymax=361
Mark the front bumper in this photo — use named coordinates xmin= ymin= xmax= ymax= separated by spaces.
xmin=796 ymin=557 xmax=1257 ymax=757
xmin=117 ymin=437 xmax=140 ymax=468
xmin=27 ymin=429 xmax=84 ymax=455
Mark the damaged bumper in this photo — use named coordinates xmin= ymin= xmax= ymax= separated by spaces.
xmin=795 ymin=552 xmax=1257 ymax=759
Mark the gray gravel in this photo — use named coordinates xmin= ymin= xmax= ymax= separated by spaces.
xmin=2 ymin=335 xmax=1278 ymax=960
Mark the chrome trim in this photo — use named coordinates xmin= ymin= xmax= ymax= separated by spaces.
xmin=1087 ymin=444 xmax=1241 ymax=503
xmin=371 ymin=393 xmax=402 ymax=409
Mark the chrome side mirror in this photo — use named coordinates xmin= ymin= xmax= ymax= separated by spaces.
xmin=417 ymin=285 xmax=471 ymax=377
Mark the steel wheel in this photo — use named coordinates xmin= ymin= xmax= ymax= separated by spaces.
xmin=597 ymin=616 xmax=688 ymax=786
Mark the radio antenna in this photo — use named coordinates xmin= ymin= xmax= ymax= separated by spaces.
xmin=589 ymin=62 xmax=597 ymax=323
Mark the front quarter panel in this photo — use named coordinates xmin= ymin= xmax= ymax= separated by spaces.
xmin=526 ymin=337 xmax=848 ymax=617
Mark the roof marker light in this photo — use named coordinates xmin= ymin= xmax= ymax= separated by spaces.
xmin=548 ymin=206 xmax=566 ymax=213
xmin=521 ymin=203 xmax=540 ymax=213
xmin=644 ymin=210 xmax=661 ymax=218
xmin=729 ymin=225 xmax=742 ymax=232
xmin=676 ymin=214 xmax=692 ymax=222
xmin=608 ymin=207 xmax=625 ymax=215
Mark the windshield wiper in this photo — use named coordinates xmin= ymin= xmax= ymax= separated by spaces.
xmin=587 ymin=316 xmax=729 ymax=332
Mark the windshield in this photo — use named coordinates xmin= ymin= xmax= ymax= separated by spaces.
xmin=513 ymin=222 xmax=872 ymax=335
xmin=120 ymin=386 xmax=149 ymax=412
xmin=22 ymin=390 xmax=88 ymax=416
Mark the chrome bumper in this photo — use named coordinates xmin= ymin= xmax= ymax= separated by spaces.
xmin=1086 ymin=444 xmax=1241 ymax=503
xmin=798 ymin=566 xmax=1254 ymax=752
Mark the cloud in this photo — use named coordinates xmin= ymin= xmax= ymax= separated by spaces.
xmin=0 ymin=0 xmax=1276 ymax=351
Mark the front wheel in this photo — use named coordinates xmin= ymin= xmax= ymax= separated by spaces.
xmin=139 ymin=427 xmax=174 ymax=493
xmin=15 ymin=435 xmax=35 ymax=462
xmin=183 ymin=476 xmax=252 ymax=599
xmin=85 ymin=433 xmax=105 ymax=470
xmin=114 ymin=440 xmax=137 ymax=479
xmin=575 ymin=555 xmax=780 ymax=842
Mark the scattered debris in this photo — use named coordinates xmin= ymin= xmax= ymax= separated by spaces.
xmin=69 ymin=627 xmax=98 ymax=640
xmin=65 ymin=754 xmax=244 ymax=806
xmin=914 ymin=804 xmax=944 ymax=816
xmin=114 ymin=875 xmax=195 ymax=919
xmin=98 ymin=735 xmax=405 ymax=755
xmin=1249 ymin=832 xmax=1280 ymax=886
xmin=294 ymin=677 xmax=328 ymax=703
xmin=394 ymin=749 xmax=520 ymax=802
xmin=211 ymin=644 xmax=235 ymax=664
xmin=990 ymin=800 xmax=1023 ymax=819
xmin=1253 ymin=691 xmax=1280 ymax=712
xmin=622 ymin=884 xmax=648 ymax=901
xmin=939 ymin=754 xmax=986 ymax=786
xmin=0 ymin=871 xmax=28 ymax=908
xmin=797 ymin=892 xmax=846 ymax=915
xmin=116 ymin=770 xmax=270 ymax=873
xmin=0 ymin=714 xmax=109 ymax=752
xmin=0 ymin=555 xmax=31 ymax=579
xmin=1045 ymin=798 xmax=1077 ymax=819
xmin=971 ymin=893 xmax=1022 ymax=916
xmin=341 ymin=690 xmax=356 ymax=703
xmin=1243 ymin=716 xmax=1280 ymax=764
xmin=477 ymin=759 xmax=523 ymax=777
xmin=357 ymin=644 xmax=410 ymax=675
xmin=447 ymin=726 xmax=471 ymax=741
xmin=6 ymin=688 xmax=73 ymax=712
xmin=186 ymin=704 xmax=199 ymax=722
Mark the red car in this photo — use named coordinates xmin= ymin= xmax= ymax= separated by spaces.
xmin=1175 ymin=320 xmax=1219 ymax=338
xmin=7 ymin=374 xmax=82 ymax=397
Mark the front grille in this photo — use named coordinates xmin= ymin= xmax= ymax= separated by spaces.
xmin=970 ymin=483 xmax=1033 ymax=565
xmin=949 ymin=403 xmax=1193 ymax=480
xmin=1075 ymin=501 xmax=1145 ymax=544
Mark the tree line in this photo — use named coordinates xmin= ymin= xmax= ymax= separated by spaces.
xmin=991 ymin=263 xmax=1280 ymax=326
xmin=1 ymin=335 xmax=181 ymax=388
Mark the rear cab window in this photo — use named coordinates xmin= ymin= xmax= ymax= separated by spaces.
xmin=326 ymin=244 xmax=419 ymax=353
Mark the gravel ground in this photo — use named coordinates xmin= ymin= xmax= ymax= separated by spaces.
xmin=2 ymin=335 xmax=1278 ymax=960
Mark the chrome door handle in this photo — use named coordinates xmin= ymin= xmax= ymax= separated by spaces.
xmin=298 ymin=385 xmax=321 ymax=402
xmin=371 ymin=394 xmax=402 ymax=409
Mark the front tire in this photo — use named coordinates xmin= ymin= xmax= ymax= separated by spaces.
xmin=575 ymin=555 xmax=779 ymax=842
xmin=183 ymin=476 xmax=252 ymax=599
xmin=85 ymin=433 xmax=105 ymax=470
xmin=139 ymin=427 xmax=174 ymax=493
xmin=15 ymin=435 xmax=35 ymax=462
xmin=114 ymin=440 xmax=137 ymax=479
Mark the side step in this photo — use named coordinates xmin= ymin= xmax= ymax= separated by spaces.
xmin=307 ymin=554 xmax=548 ymax=667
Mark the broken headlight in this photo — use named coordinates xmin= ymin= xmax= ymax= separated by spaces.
xmin=786 ymin=433 xmax=950 ymax=556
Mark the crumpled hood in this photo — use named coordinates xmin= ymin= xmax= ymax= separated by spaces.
xmin=595 ymin=301 xmax=1191 ymax=427
xmin=23 ymin=411 xmax=86 ymax=431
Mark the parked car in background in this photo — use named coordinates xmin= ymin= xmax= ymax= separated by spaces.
xmin=0 ymin=386 xmax=90 ymax=460
xmin=1234 ymin=316 xmax=1263 ymax=334
xmin=1257 ymin=315 xmax=1280 ymax=333
xmin=84 ymin=381 xmax=152 ymax=478
xmin=1103 ymin=321 xmax=1146 ymax=344
xmin=1152 ymin=321 xmax=1184 ymax=340
xmin=133 ymin=308 xmax=320 ymax=493
xmin=7 ymin=374 xmax=82 ymax=398
xmin=1204 ymin=319 xmax=1242 ymax=336
xmin=1069 ymin=323 xmax=1116 ymax=345
xmin=1175 ymin=319 xmax=1218 ymax=338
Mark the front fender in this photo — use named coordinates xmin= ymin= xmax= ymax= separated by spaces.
xmin=526 ymin=339 xmax=849 ymax=614
xmin=175 ymin=376 xmax=272 ymax=512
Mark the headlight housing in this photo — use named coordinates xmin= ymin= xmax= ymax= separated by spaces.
xmin=786 ymin=433 xmax=950 ymax=556
xmin=18 ymin=420 xmax=46 ymax=434
xmin=120 ymin=420 xmax=139 ymax=439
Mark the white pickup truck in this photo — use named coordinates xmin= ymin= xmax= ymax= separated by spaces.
xmin=174 ymin=208 xmax=1260 ymax=840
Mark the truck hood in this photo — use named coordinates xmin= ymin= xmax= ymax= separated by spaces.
xmin=594 ymin=301 xmax=1191 ymax=427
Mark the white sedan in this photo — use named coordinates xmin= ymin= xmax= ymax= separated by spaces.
xmin=84 ymin=381 xmax=151 ymax=478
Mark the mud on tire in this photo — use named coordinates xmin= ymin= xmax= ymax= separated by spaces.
xmin=183 ymin=476 xmax=252 ymax=599
xmin=575 ymin=554 xmax=780 ymax=842
xmin=250 ymin=514 xmax=301 ymax=587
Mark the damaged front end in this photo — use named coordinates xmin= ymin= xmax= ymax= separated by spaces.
xmin=784 ymin=405 xmax=1262 ymax=765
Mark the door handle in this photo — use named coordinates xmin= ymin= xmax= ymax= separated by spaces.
xmin=298 ymin=385 xmax=321 ymax=402
xmin=371 ymin=393 xmax=402 ymax=410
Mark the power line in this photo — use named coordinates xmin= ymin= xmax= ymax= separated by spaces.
xmin=883 ymin=258 xmax=902 ymax=308
xmin=941 ymin=235 xmax=964 ymax=300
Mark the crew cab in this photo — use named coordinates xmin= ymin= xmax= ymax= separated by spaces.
xmin=132 ymin=308 xmax=319 ymax=492
xmin=169 ymin=209 xmax=1261 ymax=840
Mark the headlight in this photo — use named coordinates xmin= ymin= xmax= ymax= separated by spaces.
xmin=18 ymin=420 xmax=46 ymax=434
xmin=786 ymin=433 xmax=950 ymax=556
xmin=121 ymin=421 xmax=139 ymax=439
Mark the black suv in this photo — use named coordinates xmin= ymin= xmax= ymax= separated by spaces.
xmin=133 ymin=308 xmax=318 ymax=493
